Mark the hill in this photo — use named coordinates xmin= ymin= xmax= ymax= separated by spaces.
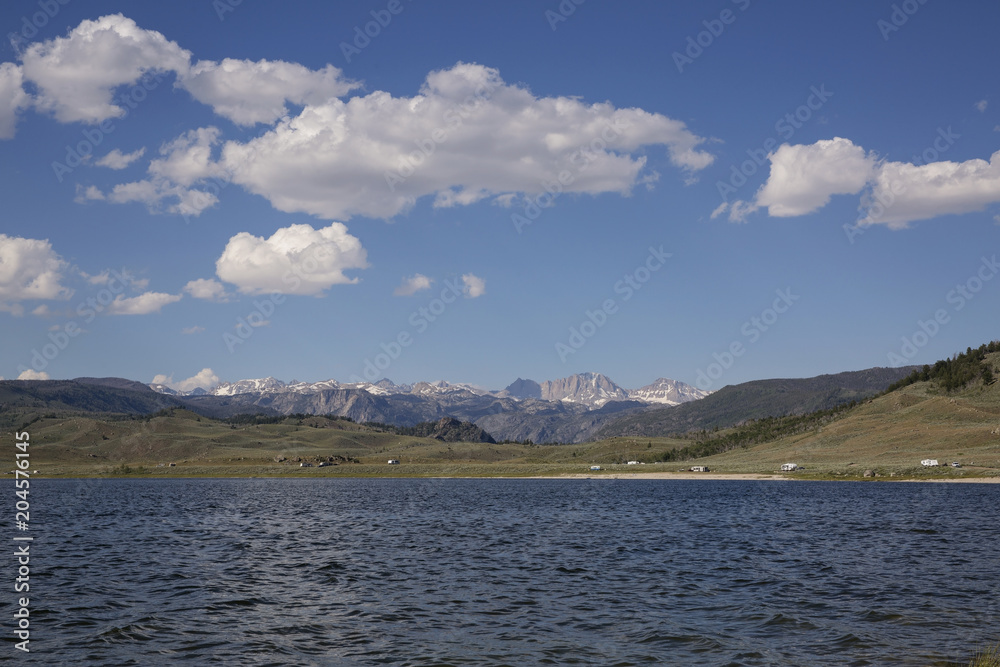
xmin=0 ymin=378 xmax=183 ymax=425
xmin=596 ymin=366 xmax=917 ymax=439
xmin=640 ymin=346 xmax=1000 ymax=475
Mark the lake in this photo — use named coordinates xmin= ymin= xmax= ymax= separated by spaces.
xmin=7 ymin=478 xmax=999 ymax=665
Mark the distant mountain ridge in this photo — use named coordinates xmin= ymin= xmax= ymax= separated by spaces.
xmin=155 ymin=372 xmax=711 ymax=410
xmin=0 ymin=366 xmax=916 ymax=444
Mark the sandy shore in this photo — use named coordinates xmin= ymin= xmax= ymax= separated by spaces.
xmin=541 ymin=472 xmax=1000 ymax=483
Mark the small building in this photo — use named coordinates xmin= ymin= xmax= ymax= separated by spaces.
xmin=300 ymin=462 xmax=312 ymax=467
xmin=317 ymin=461 xmax=330 ymax=467
xmin=626 ymin=460 xmax=640 ymax=465
xmin=690 ymin=466 xmax=710 ymax=472
xmin=590 ymin=465 xmax=602 ymax=471
xmin=921 ymin=459 xmax=939 ymax=467
xmin=387 ymin=459 xmax=400 ymax=465
xmin=781 ymin=463 xmax=799 ymax=472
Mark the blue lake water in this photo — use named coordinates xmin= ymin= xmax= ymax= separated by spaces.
xmin=5 ymin=478 xmax=999 ymax=665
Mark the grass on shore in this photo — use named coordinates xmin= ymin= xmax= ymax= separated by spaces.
xmin=970 ymin=645 xmax=1000 ymax=667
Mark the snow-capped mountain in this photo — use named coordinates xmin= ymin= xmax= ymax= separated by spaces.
xmin=211 ymin=377 xmax=288 ymax=396
xmin=538 ymin=372 xmax=631 ymax=408
xmin=150 ymin=372 xmax=708 ymax=409
xmin=628 ymin=378 xmax=711 ymax=405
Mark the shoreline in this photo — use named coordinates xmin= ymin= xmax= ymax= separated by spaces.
xmin=26 ymin=471 xmax=1000 ymax=482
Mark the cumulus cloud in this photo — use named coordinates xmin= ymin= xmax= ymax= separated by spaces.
xmin=184 ymin=278 xmax=229 ymax=301
xmin=21 ymin=17 xmax=712 ymax=222
xmin=21 ymin=14 xmax=191 ymax=124
xmin=178 ymin=58 xmax=358 ymax=125
xmin=17 ymin=369 xmax=50 ymax=380
xmin=106 ymin=291 xmax=182 ymax=315
xmin=0 ymin=63 xmax=30 ymax=139
xmin=96 ymin=147 xmax=146 ymax=169
xmin=0 ymin=234 xmax=72 ymax=315
xmin=859 ymin=150 xmax=1000 ymax=228
xmin=394 ymin=274 xmax=433 ymax=296
xmin=753 ymin=138 xmax=876 ymax=217
xmin=216 ymin=62 xmax=713 ymax=220
xmin=74 ymin=184 xmax=106 ymax=203
xmin=152 ymin=368 xmax=219 ymax=393
xmin=729 ymin=136 xmax=1000 ymax=228
xmin=976 ymin=100 xmax=988 ymax=113
xmin=215 ymin=222 xmax=368 ymax=296
xmin=461 ymin=273 xmax=486 ymax=298
xmin=108 ymin=127 xmax=223 ymax=217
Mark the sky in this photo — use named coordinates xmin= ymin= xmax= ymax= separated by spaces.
xmin=1 ymin=0 xmax=999 ymax=393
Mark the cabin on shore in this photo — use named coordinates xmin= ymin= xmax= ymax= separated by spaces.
xmin=690 ymin=466 xmax=710 ymax=472
xmin=921 ymin=459 xmax=939 ymax=467
xmin=781 ymin=463 xmax=799 ymax=472
xmin=387 ymin=459 xmax=400 ymax=465
xmin=590 ymin=465 xmax=602 ymax=471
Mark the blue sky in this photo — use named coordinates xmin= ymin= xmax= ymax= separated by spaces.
xmin=1 ymin=0 xmax=998 ymax=392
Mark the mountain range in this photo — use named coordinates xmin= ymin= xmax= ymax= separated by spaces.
xmin=151 ymin=372 xmax=710 ymax=409
xmin=1 ymin=366 xmax=917 ymax=444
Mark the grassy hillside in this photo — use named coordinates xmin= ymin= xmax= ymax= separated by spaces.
xmin=596 ymin=366 xmax=916 ymax=439
xmin=6 ymin=408 xmax=689 ymax=477
xmin=650 ymin=351 xmax=1000 ymax=477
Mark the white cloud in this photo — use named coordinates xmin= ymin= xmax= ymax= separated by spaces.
xmin=0 ymin=63 xmax=30 ymax=139
xmin=0 ymin=234 xmax=72 ymax=314
xmin=106 ymin=291 xmax=182 ymax=315
xmin=178 ymin=58 xmax=359 ymax=126
xmin=215 ymin=222 xmax=368 ymax=296
xmin=74 ymin=184 xmax=106 ymax=203
xmin=976 ymin=100 xmax=988 ymax=113
xmin=17 ymin=369 xmax=50 ymax=380
xmin=152 ymin=368 xmax=219 ymax=393
xmin=754 ymin=138 xmax=876 ymax=217
xmin=860 ymin=150 xmax=1000 ymax=228
xmin=108 ymin=127 xmax=223 ymax=217
xmin=461 ymin=273 xmax=486 ymax=298
xmin=394 ymin=274 xmax=433 ymax=296
xmin=216 ymin=62 xmax=713 ymax=220
xmin=735 ymin=137 xmax=1000 ymax=228
xmin=21 ymin=14 xmax=191 ymax=124
xmin=181 ymin=326 xmax=205 ymax=334
xmin=709 ymin=202 xmax=728 ymax=219
xmin=96 ymin=147 xmax=146 ymax=169
xmin=184 ymin=278 xmax=230 ymax=301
